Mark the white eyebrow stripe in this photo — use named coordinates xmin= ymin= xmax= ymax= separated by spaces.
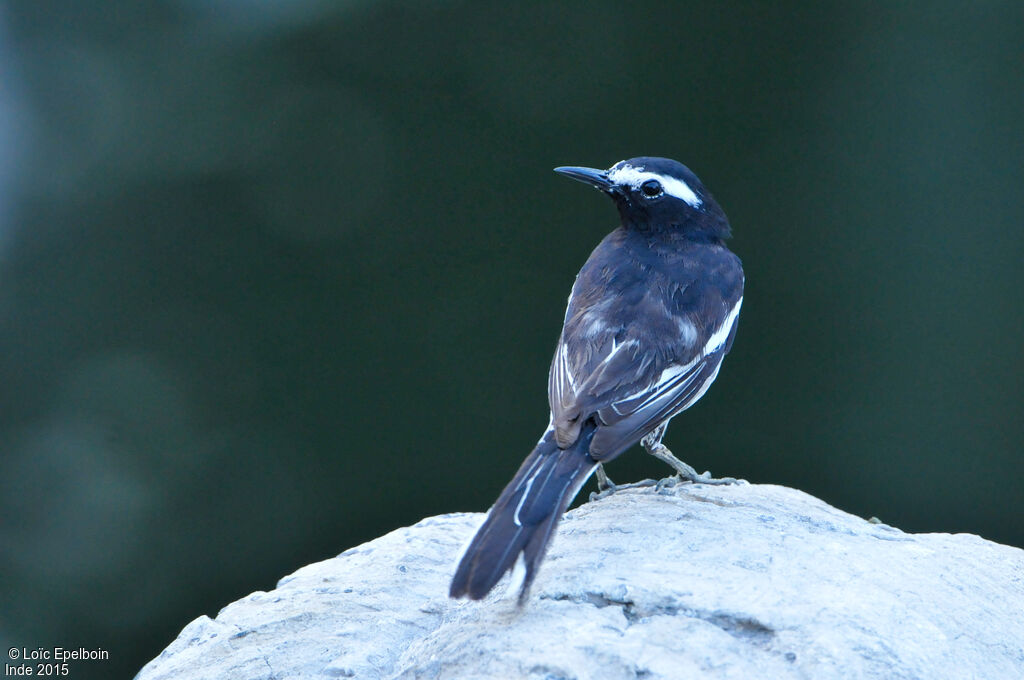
xmin=607 ymin=164 xmax=702 ymax=208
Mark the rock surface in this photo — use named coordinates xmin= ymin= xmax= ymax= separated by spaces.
xmin=135 ymin=482 xmax=1024 ymax=680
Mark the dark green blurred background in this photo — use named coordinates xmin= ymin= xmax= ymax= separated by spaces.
xmin=0 ymin=1 xmax=1021 ymax=678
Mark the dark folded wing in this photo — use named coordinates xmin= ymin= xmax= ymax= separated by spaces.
xmin=588 ymin=354 xmax=721 ymax=459
xmin=549 ymin=294 xmax=742 ymax=460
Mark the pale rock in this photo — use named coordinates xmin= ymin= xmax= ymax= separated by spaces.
xmin=135 ymin=483 xmax=1024 ymax=679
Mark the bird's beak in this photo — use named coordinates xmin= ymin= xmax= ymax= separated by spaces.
xmin=553 ymin=166 xmax=614 ymax=191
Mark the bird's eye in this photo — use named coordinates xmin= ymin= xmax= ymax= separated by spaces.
xmin=640 ymin=180 xmax=663 ymax=198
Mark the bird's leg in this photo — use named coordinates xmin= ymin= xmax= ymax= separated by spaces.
xmin=641 ymin=428 xmax=738 ymax=486
xmin=594 ymin=463 xmax=616 ymax=492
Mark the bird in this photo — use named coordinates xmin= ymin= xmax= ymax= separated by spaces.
xmin=449 ymin=157 xmax=744 ymax=604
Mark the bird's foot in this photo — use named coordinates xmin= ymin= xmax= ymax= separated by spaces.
xmin=589 ymin=476 xmax=658 ymax=502
xmin=644 ymin=443 xmax=741 ymax=486
xmin=676 ymin=465 xmax=740 ymax=486
xmin=655 ymin=475 xmax=680 ymax=492
xmin=656 ymin=471 xmax=741 ymax=492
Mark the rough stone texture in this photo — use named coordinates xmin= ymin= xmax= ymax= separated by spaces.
xmin=135 ymin=483 xmax=1024 ymax=680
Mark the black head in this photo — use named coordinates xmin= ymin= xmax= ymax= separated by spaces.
xmin=554 ymin=156 xmax=731 ymax=240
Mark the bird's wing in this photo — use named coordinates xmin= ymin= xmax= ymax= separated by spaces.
xmin=588 ymin=291 xmax=740 ymax=459
xmin=588 ymin=353 xmax=720 ymax=460
xmin=549 ymin=287 xmax=742 ymax=459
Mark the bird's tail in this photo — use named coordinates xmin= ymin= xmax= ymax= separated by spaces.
xmin=449 ymin=423 xmax=597 ymax=603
